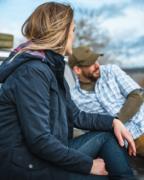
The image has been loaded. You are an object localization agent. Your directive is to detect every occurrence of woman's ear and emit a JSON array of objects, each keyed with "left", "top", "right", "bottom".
[{"left": 73, "top": 66, "right": 81, "bottom": 75}]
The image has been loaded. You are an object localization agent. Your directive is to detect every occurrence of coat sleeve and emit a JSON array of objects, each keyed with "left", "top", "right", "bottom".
[
  {"left": 69, "top": 100, "right": 114, "bottom": 131},
  {"left": 64, "top": 80, "right": 114, "bottom": 131},
  {"left": 14, "top": 65, "right": 93, "bottom": 174}
]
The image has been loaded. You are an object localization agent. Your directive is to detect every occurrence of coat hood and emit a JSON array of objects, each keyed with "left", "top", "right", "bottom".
[{"left": 0, "top": 42, "right": 46, "bottom": 83}]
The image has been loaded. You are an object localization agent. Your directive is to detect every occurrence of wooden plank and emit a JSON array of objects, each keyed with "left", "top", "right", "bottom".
[
  {"left": 0, "top": 40, "right": 13, "bottom": 48},
  {"left": 0, "top": 33, "right": 13, "bottom": 41}
]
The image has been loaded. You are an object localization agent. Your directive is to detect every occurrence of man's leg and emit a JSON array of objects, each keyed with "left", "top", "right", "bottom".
[
  {"left": 69, "top": 131, "right": 136, "bottom": 180},
  {"left": 135, "top": 134, "right": 144, "bottom": 157}
]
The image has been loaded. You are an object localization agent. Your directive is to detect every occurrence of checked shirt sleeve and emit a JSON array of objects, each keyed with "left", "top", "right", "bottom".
[{"left": 111, "top": 65, "right": 140, "bottom": 97}]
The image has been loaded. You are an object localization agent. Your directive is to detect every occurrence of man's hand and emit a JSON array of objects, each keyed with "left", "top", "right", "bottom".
[
  {"left": 113, "top": 119, "right": 136, "bottom": 156},
  {"left": 90, "top": 158, "right": 108, "bottom": 176}
]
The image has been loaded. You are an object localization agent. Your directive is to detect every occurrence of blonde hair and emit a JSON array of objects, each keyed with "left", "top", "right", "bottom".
[{"left": 21, "top": 2, "right": 73, "bottom": 54}]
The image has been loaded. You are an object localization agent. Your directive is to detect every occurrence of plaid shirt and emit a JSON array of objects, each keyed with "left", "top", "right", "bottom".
[{"left": 70, "top": 64, "right": 144, "bottom": 139}]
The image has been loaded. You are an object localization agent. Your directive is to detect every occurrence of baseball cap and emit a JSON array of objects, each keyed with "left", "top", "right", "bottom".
[{"left": 68, "top": 46, "right": 103, "bottom": 68}]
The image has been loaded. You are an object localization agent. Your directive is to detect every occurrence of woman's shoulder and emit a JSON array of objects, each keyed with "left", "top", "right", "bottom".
[{"left": 10, "top": 52, "right": 54, "bottom": 84}]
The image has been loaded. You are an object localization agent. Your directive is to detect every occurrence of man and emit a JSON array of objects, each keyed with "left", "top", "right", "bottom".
[{"left": 68, "top": 46, "right": 144, "bottom": 157}]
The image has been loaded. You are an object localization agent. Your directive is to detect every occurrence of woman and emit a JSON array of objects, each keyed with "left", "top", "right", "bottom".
[{"left": 0, "top": 2, "right": 136, "bottom": 180}]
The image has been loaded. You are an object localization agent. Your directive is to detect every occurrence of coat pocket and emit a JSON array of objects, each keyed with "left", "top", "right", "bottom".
[{"left": 11, "top": 148, "right": 49, "bottom": 170}]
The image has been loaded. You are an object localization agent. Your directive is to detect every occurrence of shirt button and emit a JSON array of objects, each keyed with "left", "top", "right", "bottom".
[{"left": 28, "top": 164, "right": 34, "bottom": 169}]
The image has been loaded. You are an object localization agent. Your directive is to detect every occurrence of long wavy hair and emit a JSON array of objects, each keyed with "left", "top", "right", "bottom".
[{"left": 21, "top": 2, "right": 73, "bottom": 54}]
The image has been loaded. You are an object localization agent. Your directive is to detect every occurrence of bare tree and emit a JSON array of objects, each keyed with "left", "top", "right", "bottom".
[
  {"left": 74, "top": 7, "right": 110, "bottom": 52},
  {"left": 73, "top": 7, "right": 121, "bottom": 65}
]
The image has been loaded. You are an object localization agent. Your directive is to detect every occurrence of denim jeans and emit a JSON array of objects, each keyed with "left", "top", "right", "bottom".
[{"left": 68, "top": 131, "right": 136, "bottom": 180}]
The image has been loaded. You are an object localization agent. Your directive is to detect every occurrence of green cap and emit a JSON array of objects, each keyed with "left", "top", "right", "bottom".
[{"left": 68, "top": 46, "right": 103, "bottom": 68}]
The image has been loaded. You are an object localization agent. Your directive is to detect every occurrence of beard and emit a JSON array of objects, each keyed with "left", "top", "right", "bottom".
[{"left": 82, "top": 70, "right": 100, "bottom": 82}]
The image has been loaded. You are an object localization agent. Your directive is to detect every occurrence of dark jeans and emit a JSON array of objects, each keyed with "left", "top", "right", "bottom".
[{"left": 68, "top": 131, "right": 136, "bottom": 180}]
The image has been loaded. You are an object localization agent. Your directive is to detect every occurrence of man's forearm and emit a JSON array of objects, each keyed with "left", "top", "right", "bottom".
[{"left": 118, "top": 89, "right": 144, "bottom": 123}]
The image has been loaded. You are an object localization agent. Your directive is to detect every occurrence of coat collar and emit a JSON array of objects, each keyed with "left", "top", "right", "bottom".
[
  {"left": 44, "top": 50, "right": 65, "bottom": 81},
  {"left": 44, "top": 50, "right": 66, "bottom": 93}
]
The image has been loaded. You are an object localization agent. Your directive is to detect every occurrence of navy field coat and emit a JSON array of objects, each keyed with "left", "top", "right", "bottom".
[{"left": 0, "top": 49, "right": 114, "bottom": 179}]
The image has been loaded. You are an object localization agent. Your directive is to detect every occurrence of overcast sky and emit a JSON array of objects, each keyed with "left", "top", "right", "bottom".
[{"left": 0, "top": 0, "right": 144, "bottom": 67}]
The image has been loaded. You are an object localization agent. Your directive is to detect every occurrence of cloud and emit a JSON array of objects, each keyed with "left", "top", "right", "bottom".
[
  {"left": 0, "top": 0, "right": 144, "bottom": 67},
  {"left": 101, "top": 7, "right": 144, "bottom": 41}
]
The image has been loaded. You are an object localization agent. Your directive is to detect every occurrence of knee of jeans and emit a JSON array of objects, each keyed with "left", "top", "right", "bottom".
[
  {"left": 105, "top": 133, "right": 121, "bottom": 147},
  {"left": 91, "top": 131, "right": 115, "bottom": 144},
  {"left": 100, "top": 132, "right": 117, "bottom": 144}
]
